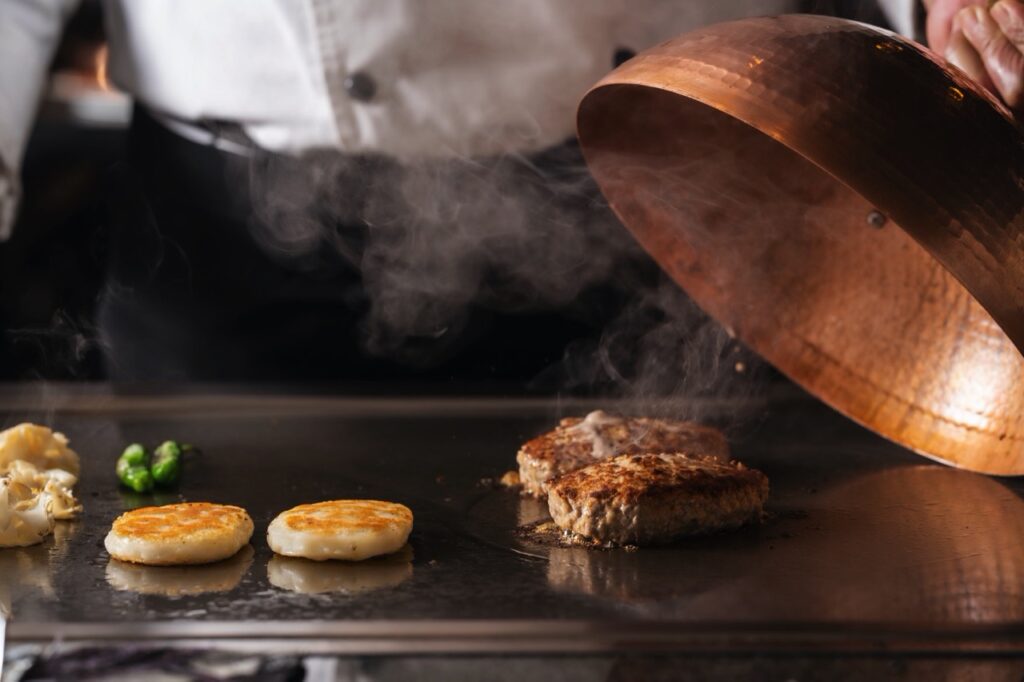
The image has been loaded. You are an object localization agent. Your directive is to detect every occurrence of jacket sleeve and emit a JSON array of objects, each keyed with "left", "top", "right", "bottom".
[
  {"left": 875, "top": 0, "right": 924, "bottom": 40},
  {"left": 0, "top": 0, "right": 80, "bottom": 240}
]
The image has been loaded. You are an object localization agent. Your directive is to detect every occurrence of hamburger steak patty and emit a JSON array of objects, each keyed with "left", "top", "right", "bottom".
[
  {"left": 517, "top": 411, "right": 729, "bottom": 497},
  {"left": 547, "top": 453, "right": 768, "bottom": 545}
]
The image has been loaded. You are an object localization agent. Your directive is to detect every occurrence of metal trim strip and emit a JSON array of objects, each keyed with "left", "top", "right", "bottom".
[{"left": 10, "top": 620, "right": 1024, "bottom": 656}]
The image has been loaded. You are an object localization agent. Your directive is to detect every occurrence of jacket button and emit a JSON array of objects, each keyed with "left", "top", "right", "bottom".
[
  {"left": 613, "top": 47, "right": 636, "bottom": 67},
  {"left": 344, "top": 72, "right": 377, "bottom": 102}
]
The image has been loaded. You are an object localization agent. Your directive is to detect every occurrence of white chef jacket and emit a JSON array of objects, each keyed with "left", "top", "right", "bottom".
[{"left": 0, "top": 0, "right": 917, "bottom": 240}]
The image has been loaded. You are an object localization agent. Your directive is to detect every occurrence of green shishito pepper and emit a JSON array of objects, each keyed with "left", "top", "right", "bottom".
[
  {"left": 121, "top": 465, "right": 154, "bottom": 493},
  {"left": 116, "top": 443, "right": 153, "bottom": 492},
  {"left": 151, "top": 440, "right": 182, "bottom": 487},
  {"left": 115, "top": 443, "right": 146, "bottom": 477},
  {"left": 116, "top": 440, "right": 187, "bottom": 492}
]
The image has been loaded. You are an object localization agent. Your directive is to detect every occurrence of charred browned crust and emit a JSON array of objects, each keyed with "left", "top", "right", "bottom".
[
  {"left": 516, "top": 415, "right": 729, "bottom": 497},
  {"left": 552, "top": 453, "right": 762, "bottom": 506},
  {"left": 547, "top": 453, "right": 768, "bottom": 545}
]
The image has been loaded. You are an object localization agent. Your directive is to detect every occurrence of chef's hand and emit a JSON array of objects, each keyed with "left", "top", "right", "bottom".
[{"left": 925, "top": 0, "right": 1024, "bottom": 115}]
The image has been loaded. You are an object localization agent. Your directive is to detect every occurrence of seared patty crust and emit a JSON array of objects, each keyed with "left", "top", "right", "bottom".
[
  {"left": 547, "top": 453, "right": 768, "bottom": 545},
  {"left": 516, "top": 411, "right": 729, "bottom": 497}
]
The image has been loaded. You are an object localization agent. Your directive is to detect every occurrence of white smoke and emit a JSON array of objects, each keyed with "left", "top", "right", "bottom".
[{"left": 247, "top": 141, "right": 764, "bottom": 405}]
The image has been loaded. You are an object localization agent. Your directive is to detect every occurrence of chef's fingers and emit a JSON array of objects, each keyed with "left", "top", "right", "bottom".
[
  {"left": 928, "top": 0, "right": 987, "bottom": 55},
  {"left": 960, "top": 2, "right": 1024, "bottom": 111},
  {"left": 988, "top": 0, "right": 1024, "bottom": 107},
  {"left": 946, "top": 10, "right": 998, "bottom": 93}
]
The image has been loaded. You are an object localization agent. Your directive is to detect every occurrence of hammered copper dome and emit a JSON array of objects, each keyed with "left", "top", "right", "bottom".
[{"left": 577, "top": 15, "right": 1024, "bottom": 474}]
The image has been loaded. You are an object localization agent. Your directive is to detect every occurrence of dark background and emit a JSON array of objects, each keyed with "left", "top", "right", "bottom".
[
  {"left": 0, "top": 0, "right": 886, "bottom": 385},
  {"left": 0, "top": 0, "right": 113, "bottom": 380}
]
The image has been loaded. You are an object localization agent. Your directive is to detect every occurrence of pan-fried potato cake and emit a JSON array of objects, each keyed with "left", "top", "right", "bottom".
[
  {"left": 517, "top": 411, "right": 729, "bottom": 497},
  {"left": 547, "top": 453, "right": 768, "bottom": 546},
  {"left": 267, "top": 500, "right": 413, "bottom": 561},
  {"left": 104, "top": 503, "right": 254, "bottom": 566}
]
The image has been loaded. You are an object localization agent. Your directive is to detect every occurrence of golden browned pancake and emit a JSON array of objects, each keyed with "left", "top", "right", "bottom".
[
  {"left": 547, "top": 453, "right": 768, "bottom": 545},
  {"left": 516, "top": 411, "right": 729, "bottom": 497},
  {"left": 104, "top": 502, "right": 254, "bottom": 565},
  {"left": 267, "top": 500, "right": 413, "bottom": 561}
]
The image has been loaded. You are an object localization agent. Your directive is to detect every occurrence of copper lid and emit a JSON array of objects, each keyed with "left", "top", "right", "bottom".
[{"left": 577, "top": 15, "right": 1024, "bottom": 474}]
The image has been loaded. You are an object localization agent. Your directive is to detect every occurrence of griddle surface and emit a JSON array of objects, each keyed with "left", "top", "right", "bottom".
[{"left": 3, "top": 385, "right": 1024, "bottom": 654}]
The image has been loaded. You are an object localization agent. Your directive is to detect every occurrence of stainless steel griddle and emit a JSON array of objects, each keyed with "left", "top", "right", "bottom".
[{"left": 3, "top": 383, "right": 1024, "bottom": 658}]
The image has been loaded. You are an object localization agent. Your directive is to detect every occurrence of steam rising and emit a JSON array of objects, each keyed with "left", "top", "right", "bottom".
[
  {"left": 6, "top": 134, "right": 764, "bottom": 412},
  {"left": 550, "top": 278, "right": 764, "bottom": 415},
  {"left": 5, "top": 310, "right": 103, "bottom": 381},
  {"left": 247, "top": 141, "right": 763, "bottom": 409},
  {"left": 249, "top": 144, "right": 637, "bottom": 360}
]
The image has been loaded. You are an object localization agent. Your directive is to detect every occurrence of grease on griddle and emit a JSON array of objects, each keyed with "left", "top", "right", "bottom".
[
  {"left": 515, "top": 519, "right": 638, "bottom": 551},
  {"left": 480, "top": 470, "right": 522, "bottom": 490}
]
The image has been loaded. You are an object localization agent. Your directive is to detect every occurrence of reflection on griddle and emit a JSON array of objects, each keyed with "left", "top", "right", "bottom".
[
  {"left": 545, "top": 535, "right": 748, "bottom": 602},
  {"left": 516, "top": 495, "right": 549, "bottom": 527},
  {"left": 674, "top": 465, "right": 1024, "bottom": 624},
  {"left": 51, "top": 519, "right": 79, "bottom": 546},
  {"left": 267, "top": 544, "right": 413, "bottom": 595},
  {"left": 796, "top": 466, "right": 1024, "bottom": 622},
  {"left": 547, "top": 546, "right": 642, "bottom": 600},
  {"left": 117, "top": 490, "right": 182, "bottom": 511},
  {"left": 539, "top": 465, "right": 1024, "bottom": 618},
  {"left": 520, "top": 496, "right": 744, "bottom": 601},
  {"left": 105, "top": 544, "right": 253, "bottom": 597},
  {"left": 0, "top": 520, "right": 78, "bottom": 613}
]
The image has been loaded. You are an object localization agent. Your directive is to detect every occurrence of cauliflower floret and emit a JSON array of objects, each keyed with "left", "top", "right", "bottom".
[
  {"left": 0, "top": 477, "right": 55, "bottom": 548},
  {"left": 0, "top": 424, "right": 80, "bottom": 478}
]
